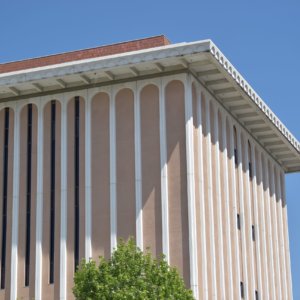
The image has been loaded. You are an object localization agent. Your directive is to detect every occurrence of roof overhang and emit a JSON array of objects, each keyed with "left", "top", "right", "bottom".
[{"left": 0, "top": 40, "right": 299, "bottom": 173}]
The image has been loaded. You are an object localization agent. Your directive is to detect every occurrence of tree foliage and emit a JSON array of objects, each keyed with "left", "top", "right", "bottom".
[{"left": 73, "top": 238, "right": 194, "bottom": 300}]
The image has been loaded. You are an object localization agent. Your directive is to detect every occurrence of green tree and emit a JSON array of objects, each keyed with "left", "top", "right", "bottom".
[{"left": 73, "top": 238, "right": 194, "bottom": 300}]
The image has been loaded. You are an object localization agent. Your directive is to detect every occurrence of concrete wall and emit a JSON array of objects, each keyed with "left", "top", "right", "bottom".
[{"left": 0, "top": 73, "right": 293, "bottom": 299}]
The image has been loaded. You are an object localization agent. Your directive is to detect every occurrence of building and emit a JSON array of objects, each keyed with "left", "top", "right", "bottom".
[{"left": 0, "top": 35, "right": 299, "bottom": 300}]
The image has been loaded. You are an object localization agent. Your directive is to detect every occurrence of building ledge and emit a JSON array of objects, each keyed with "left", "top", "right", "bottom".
[{"left": 0, "top": 37, "right": 299, "bottom": 172}]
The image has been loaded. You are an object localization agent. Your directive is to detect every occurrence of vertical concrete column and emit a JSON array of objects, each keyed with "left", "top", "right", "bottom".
[
  {"left": 184, "top": 75, "right": 198, "bottom": 298},
  {"left": 228, "top": 121, "right": 241, "bottom": 299},
  {"left": 35, "top": 99, "right": 44, "bottom": 300},
  {"left": 196, "top": 86, "right": 208, "bottom": 299},
  {"left": 60, "top": 97, "right": 67, "bottom": 300},
  {"left": 134, "top": 82, "right": 143, "bottom": 249},
  {"left": 250, "top": 143, "right": 263, "bottom": 298},
  {"left": 221, "top": 113, "right": 233, "bottom": 299},
  {"left": 242, "top": 136, "right": 255, "bottom": 299},
  {"left": 257, "top": 151, "right": 269, "bottom": 299},
  {"left": 275, "top": 167, "right": 288, "bottom": 299},
  {"left": 269, "top": 162, "right": 282, "bottom": 298},
  {"left": 110, "top": 87, "right": 117, "bottom": 252},
  {"left": 263, "top": 156, "right": 276, "bottom": 299},
  {"left": 213, "top": 105, "right": 225, "bottom": 299},
  {"left": 280, "top": 170, "right": 293, "bottom": 299},
  {"left": 236, "top": 128, "right": 249, "bottom": 299},
  {"left": 10, "top": 102, "right": 20, "bottom": 300},
  {"left": 204, "top": 96, "right": 217, "bottom": 299},
  {"left": 159, "top": 78, "right": 169, "bottom": 262},
  {"left": 85, "top": 90, "right": 92, "bottom": 260}
]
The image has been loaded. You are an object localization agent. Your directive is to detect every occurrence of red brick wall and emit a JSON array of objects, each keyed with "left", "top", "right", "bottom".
[{"left": 0, "top": 35, "right": 170, "bottom": 74}]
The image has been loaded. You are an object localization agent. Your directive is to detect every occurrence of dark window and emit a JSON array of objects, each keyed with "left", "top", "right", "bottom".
[
  {"left": 234, "top": 148, "right": 238, "bottom": 166},
  {"left": 233, "top": 126, "right": 238, "bottom": 166},
  {"left": 237, "top": 214, "right": 241, "bottom": 230},
  {"left": 252, "top": 225, "right": 255, "bottom": 242},
  {"left": 74, "top": 97, "right": 80, "bottom": 270},
  {"left": 255, "top": 290, "right": 259, "bottom": 300},
  {"left": 0, "top": 108, "right": 9, "bottom": 289},
  {"left": 240, "top": 281, "right": 244, "bottom": 299},
  {"left": 49, "top": 101, "right": 56, "bottom": 284},
  {"left": 25, "top": 104, "right": 33, "bottom": 287},
  {"left": 249, "top": 162, "right": 253, "bottom": 179},
  {"left": 248, "top": 141, "right": 253, "bottom": 179}
]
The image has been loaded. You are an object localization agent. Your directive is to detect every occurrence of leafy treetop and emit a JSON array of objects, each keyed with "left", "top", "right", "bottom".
[{"left": 73, "top": 238, "right": 194, "bottom": 300}]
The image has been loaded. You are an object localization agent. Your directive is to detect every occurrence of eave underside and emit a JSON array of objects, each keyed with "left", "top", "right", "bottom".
[{"left": 0, "top": 41, "right": 299, "bottom": 172}]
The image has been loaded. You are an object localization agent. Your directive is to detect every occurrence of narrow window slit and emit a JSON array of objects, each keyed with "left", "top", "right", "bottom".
[
  {"left": 249, "top": 162, "right": 253, "bottom": 179},
  {"left": 25, "top": 104, "right": 33, "bottom": 287},
  {"left": 234, "top": 148, "right": 238, "bottom": 166},
  {"left": 248, "top": 141, "right": 253, "bottom": 179},
  {"left": 0, "top": 108, "right": 9, "bottom": 289},
  {"left": 49, "top": 100, "right": 56, "bottom": 284},
  {"left": 233, "top": 126, "right": 238, "bottom": 166},
  {"left": 240, "top": 281, "right": 244, "bottom": 298},
  {"left": 237, "top": 213, "right": 241, "bottom": 230},
  {"left": 74, "top": 97, "right": 80, "bottom": 270},
  {"left": 252, "top": 225, "right": 255, "bottom": 241}
]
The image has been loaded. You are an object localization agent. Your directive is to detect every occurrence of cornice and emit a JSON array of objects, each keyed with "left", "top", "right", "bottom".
[
  {"left": 208, "top": 41, "right": 300, "bottom": 155},
  {"left": 0, "top": 39, "right": 299, "bottom": 168}
]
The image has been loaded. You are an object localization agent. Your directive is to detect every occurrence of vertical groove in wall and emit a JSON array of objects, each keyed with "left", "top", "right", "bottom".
[
  {"left": 91, "top": 93, "right": 110, "bottom": 260},
  {"left": 0, "top": 108, "right": 9, "bottom": 290},
  {"left": 165, "top": 80, "right": 189, "bottom": 286},
  {"left": 140, "top": 84, "right": 162, "bottom": 257},
  {"left": 115, "top": 89, "right": 136, "bottom": 241}
]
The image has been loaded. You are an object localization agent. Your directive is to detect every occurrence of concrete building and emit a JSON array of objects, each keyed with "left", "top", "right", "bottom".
[{"left": 0, "top": 35, "right": 298, "bottom": 299}]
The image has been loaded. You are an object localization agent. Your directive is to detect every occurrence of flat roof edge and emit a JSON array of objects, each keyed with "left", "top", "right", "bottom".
[
  {"left": 206, "top": 40, "right": 300, "bottom": 157},
  {"left": 0, "top": 38, "right": 298, "bottom": 167}
]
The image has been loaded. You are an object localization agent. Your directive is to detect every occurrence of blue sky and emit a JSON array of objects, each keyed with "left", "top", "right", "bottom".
[{"left": 1, "top": 0, "right": 299, "bottom": 297}]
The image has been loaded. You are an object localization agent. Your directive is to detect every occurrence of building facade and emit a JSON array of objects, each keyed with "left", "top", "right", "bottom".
[{"left": 0, "top": 36, "right": 299, "bottom": 299}]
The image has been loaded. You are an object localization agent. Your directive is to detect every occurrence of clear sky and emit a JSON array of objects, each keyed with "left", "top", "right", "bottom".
[{"left": 1, "top": 0, "right": 299, "bottom": 297}]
